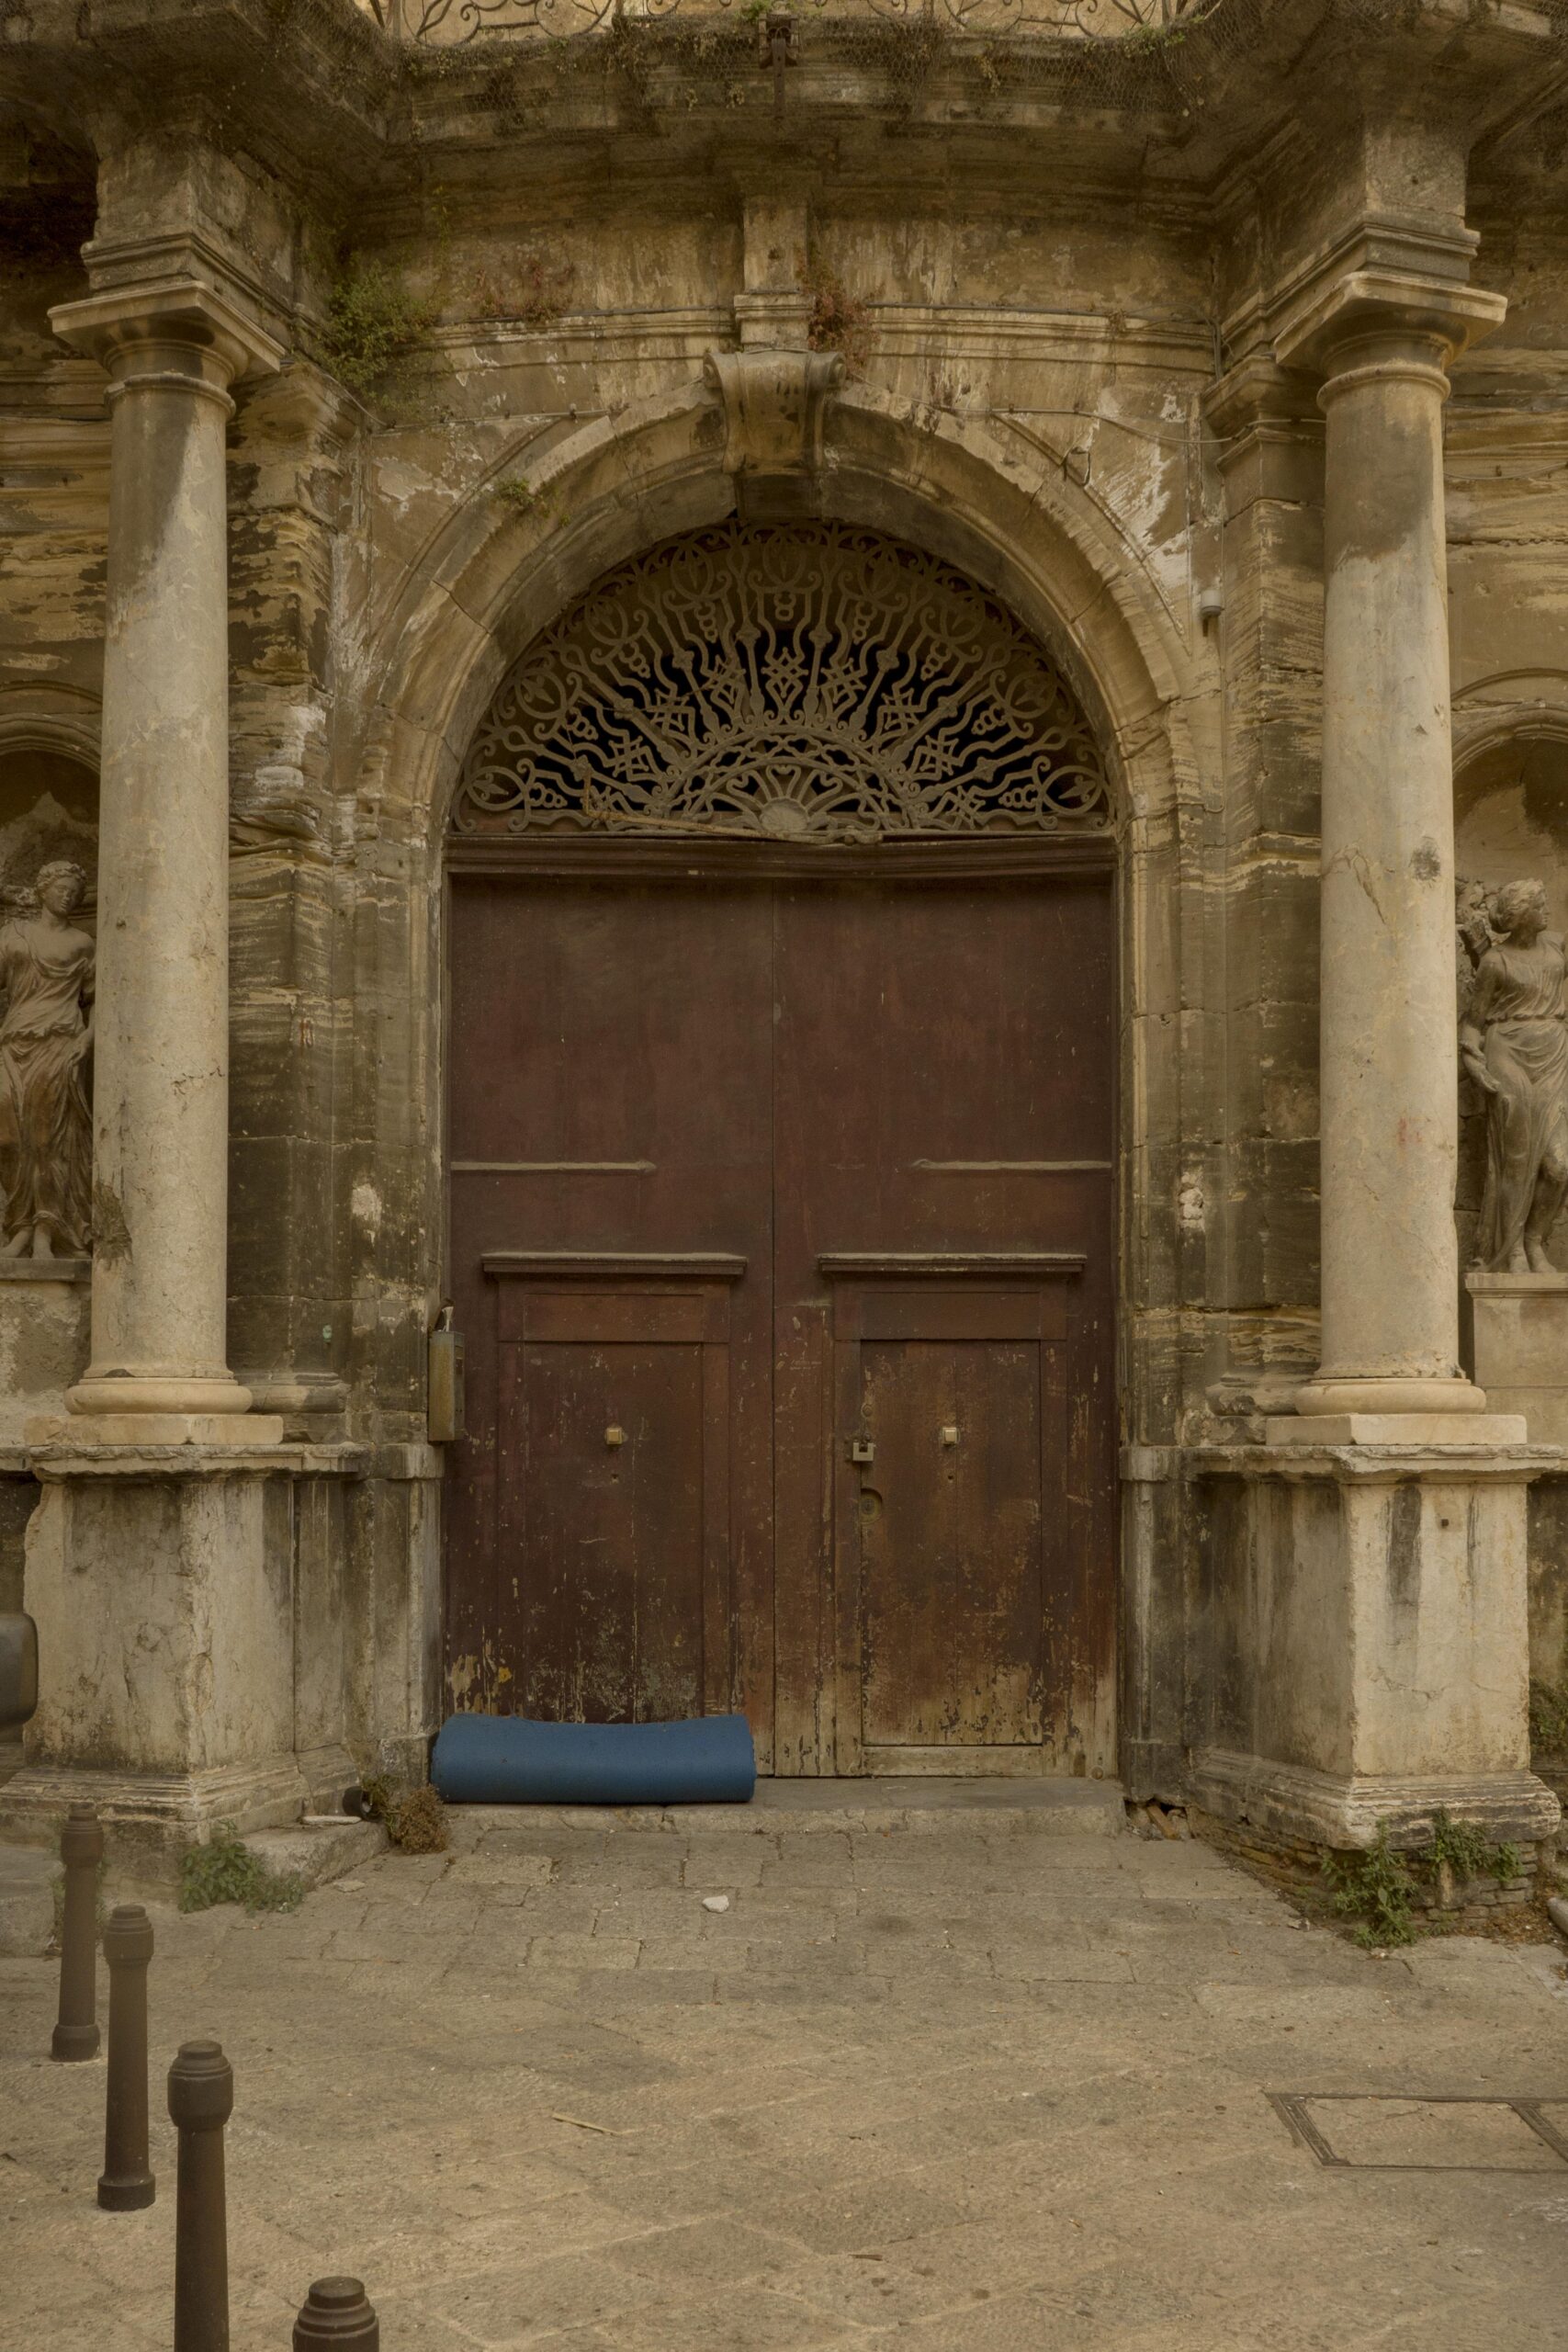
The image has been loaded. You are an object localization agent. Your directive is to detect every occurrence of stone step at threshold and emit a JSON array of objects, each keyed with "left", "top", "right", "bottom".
[{"left": 447, "top": 1776, "right": 1128, "bottom": 1844}]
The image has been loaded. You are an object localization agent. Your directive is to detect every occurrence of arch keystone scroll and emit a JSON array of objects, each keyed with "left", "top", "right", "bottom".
[{"left": 703, "top": 347, "right": 845, "bottom": 480}]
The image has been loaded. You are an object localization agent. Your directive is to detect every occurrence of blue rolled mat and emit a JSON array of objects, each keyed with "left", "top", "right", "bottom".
[{"left": 432, "top": 1711, "right": 757, "bottom": 1806}]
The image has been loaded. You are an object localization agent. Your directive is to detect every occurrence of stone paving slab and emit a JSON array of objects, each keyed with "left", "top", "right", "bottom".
[{"left": 4, "top": 1808, "right": 1568, "bottom": 2348}]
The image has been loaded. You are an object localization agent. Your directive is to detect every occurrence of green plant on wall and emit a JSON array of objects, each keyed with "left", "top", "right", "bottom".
[
  {"left": 1427, "top": 1808, "right": 1519, "bottom": 1887},
  {"left": 797, "top": 248, "right": 873, "bottom": 377},
  {"left": 1323, "top": 1826, "right": 1417, "bottom": 1948},
  {"left": 1323, "top": 1811, "right": 1522, "bottom": 1948},
  {"left": 493, "top": 475, "right": 555, "bottom": 520},
  {"left": 321, "top": 262, "right": 432, "bottom": 399},
  {"left": 464, "top": 254, "right": 577, "bottom": 332},
  {"left": 1530, "top": 1677, "right": 1568, "bottom": 1755}
]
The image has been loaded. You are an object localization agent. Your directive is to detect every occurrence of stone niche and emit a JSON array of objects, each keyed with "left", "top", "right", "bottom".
[
  {"left": 1455, "top": 726, "right": 1568, "bottom": 1702},
  {"left": 0, "top": 745, "right": 97, "bottom": 1445}
]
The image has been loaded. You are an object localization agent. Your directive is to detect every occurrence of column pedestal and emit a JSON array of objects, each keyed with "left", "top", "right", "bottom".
[
  {"left": 1, "top": 1448, "right": 310, "bottom": 1870},
  {"left": 1463, "top": 1273, "right": 1568, "bottom": 1447},
  {"left": 1191, "top": 1433, "right": 1561, "bottom": 1849}
]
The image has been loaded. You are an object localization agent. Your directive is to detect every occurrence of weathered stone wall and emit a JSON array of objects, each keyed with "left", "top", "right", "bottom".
[{"left": 1, "top": 0, "right": 1566, "bottom": 1819}]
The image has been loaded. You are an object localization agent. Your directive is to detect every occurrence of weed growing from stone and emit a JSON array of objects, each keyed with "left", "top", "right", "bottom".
[
  {"left": 1530, "top": 1677, "right": 1568, "bottom": 1756},
  {"left": 493, "top": 475, "right": 555, "bottom": 520},
  {"left": 1427, "top": 1807, "right": 1519, "bottom": 1888},
  {"left": 1324, "top": 1826, "right": 1417, "bottom": 1948},
  {"left": 1324, "top": 1813, "right": 1524, "bottom": 1947},
  {"left": 464, "top": 254, "right": 576, "bottom": 330},
  {"left": 321, "top": 264, "right": 432, "bottom": 399},
  {"left": 178, "top": 1828, "right": 304, "bottom": 1916},
  {"left": 799, "top": 249, "right": 872, "bottom": 376}
]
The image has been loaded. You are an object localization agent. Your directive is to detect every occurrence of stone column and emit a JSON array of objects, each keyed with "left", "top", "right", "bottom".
[
  {"left": 48, "top": 281, "right": 284, "bottom": 1441},
  {"left": 1273, "top": 272, "right": 1506, "bottom": 1426},
  {"left": 1190, "top": 264, "right": 1560, "bottom": 1860}
]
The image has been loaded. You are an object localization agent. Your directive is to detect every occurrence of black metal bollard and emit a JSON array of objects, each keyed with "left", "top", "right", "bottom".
[
  {"left": 98, "top": 1905, "right": 155, "bottom": 2210},
  {"left": 293, "top": 2278, "right": 380, "bottom": 2348},
  {"left": 51, "top": 1801, "right": 102, "bottom": 2062},
  {"left": 169, "top": 2040, "right": 233, "bottom": 2352}
]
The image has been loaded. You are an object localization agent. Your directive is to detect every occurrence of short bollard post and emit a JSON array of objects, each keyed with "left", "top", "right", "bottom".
[
  {"left": 294, "top": 2278, "right": 380, "bottom": 2348},
  {"left": 98, "top": 1905, "right": 155, "bottom": 2210},
  {"left": 169, "top": 2039, "right": 233, "bottom": 2352},
  {"left": 51, "top": 1801, "right": 103, "bottom": 2062}
]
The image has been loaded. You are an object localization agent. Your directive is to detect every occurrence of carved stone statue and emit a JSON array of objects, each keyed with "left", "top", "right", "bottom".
[
  {"left": 0, "top": 860, "right": 94, "bottom": 1260},
  {"left": 1460, "top": 876, "right": 1568, "bottom": 1273}
]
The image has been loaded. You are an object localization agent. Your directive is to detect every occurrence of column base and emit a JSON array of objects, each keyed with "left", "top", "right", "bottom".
[
  {"left": 67, "top": 1374, "right": 255, "bottom": 1418},
  {"left": 1293, "top": 1376, "right": 1488, "bottom": 1418},
  {"left": 1265, "top": 1412, "right": 1528, "bottom": 1447},
  {"left": 1190, "top": 1749, "right": 1561, "bottom": 1851},
  {"left": 0, "top": 1755, "right": 309, "bottom": 1853},
  {"left": 27, "top": 1411, "right": 286, "bottom": 1447}
]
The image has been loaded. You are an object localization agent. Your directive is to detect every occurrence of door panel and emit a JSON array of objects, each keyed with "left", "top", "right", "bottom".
[
  {"left": 774, "top": 880, "right": 1117, "bottom": 1776},
  {"left": 505, "top": 1340, "right": 706, "bottom": 1724},
  {"left": 858, "top": 1337, "right": 1045, "bottom": 1749},
  {"left": 446, "top": 879, "right": 774, "bottom": 1752}
]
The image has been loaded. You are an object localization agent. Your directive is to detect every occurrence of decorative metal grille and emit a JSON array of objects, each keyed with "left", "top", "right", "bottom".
[
  {"left": 379, "top": 0, "right": 1202, "bottom": 47},
  {"left": 451, "top": 524, "right": 1111, "bottom": 843}
]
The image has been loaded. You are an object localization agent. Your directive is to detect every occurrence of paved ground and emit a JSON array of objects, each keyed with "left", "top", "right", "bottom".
[{"left": 6, "top": 1792, "right": 1568, "bottom": 2351}]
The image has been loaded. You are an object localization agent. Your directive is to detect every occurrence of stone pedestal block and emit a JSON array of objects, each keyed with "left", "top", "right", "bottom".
[
  {"left": 1192, "top": 1438, "right": 1562, "bottom": 1849},
  {"left": 1, "top": 1453, "right": 308, "bottom": 1861},
  {"left": 1462, "top": 1273, "right": 1568, "bottom": 1446},
  {"left": 0, "top": 1264, "right": 91, "bottom": 1446}
]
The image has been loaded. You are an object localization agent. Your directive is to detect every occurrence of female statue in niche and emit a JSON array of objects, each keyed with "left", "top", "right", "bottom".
[
  {"left": 0, "top": 859, "right": 95, "bottom": 1260},
  {"left": 1460, "top": 876, "right": 1568, "bottom": 1273}
]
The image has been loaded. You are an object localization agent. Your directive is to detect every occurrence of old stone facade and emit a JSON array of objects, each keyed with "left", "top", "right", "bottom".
[{"left": 2, "top": 0, "right": 1567, "bottom": 1861}]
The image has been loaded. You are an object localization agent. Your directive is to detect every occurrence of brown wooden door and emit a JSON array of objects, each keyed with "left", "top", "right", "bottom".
[
  {"left": 445, "top": 878, "right": 775, "bottom": 1753},
  {"left": 772, "top": 880, "right": 1117, "bottom": 1775},
  {"left": 446, "top": 864, "right": 1116, "bottom": 1777}
]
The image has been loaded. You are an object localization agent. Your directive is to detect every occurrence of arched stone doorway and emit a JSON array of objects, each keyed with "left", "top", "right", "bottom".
[{"left": 443, "top": 522, "right": 1118, "bottom": 1776}]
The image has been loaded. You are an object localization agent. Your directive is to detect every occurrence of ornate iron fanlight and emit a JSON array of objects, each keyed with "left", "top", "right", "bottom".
[{"left": 451, "top": 522, "right": 1111, "bottom": 843}]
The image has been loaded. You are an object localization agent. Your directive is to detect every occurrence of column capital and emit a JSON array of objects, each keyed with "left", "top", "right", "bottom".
[
  {"left": 1275, "top": 263, "right": 1506, "bottom": 384},
  {"left": 51, "top": 275, "right": 284, "bottom": 397}
]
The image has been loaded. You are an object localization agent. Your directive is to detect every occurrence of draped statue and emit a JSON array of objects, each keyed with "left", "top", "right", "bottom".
[
  {"left": 0, "top": 860, "right": 95, "bottom": 1260},
  {"left": 1460, "top": 876, "right": 1568, "bottom": 1274}
]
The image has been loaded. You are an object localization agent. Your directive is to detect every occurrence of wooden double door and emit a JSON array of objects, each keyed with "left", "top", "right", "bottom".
[{"left": 446, "top": 858, "right": 1117, "bottom": 1776}]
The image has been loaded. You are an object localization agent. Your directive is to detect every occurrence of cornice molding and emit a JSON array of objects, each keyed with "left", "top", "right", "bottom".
[
  {"left": 50, "top": 274, "right": 285, "bottom": 388},
  {"left": 1275, "top": 264, "right": 1506, "bottom": 379}
]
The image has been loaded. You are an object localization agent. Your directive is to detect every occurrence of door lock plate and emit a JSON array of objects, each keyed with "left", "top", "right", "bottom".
[{"left": 849, "top": 1438, "right": 875, "bottom": 1464}]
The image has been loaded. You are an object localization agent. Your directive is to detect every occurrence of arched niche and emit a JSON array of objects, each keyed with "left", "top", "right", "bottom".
[{"left": 0, "top": 744, "right": 99, "bottom": 913}]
